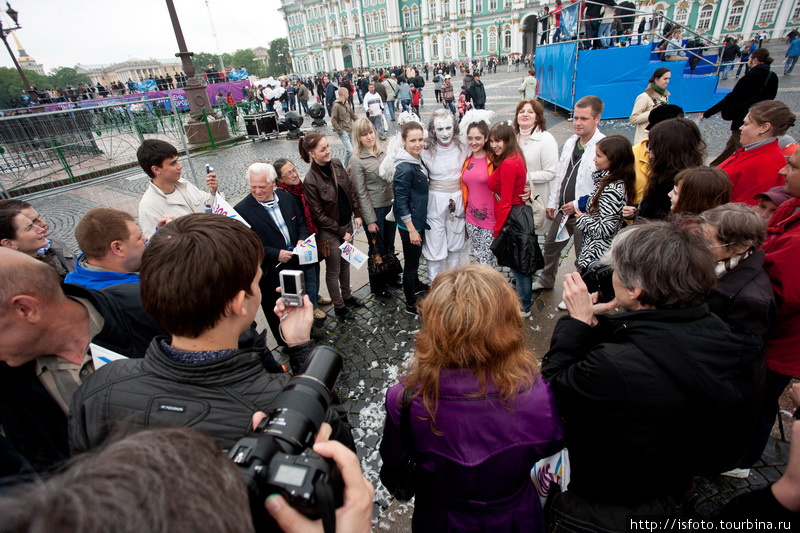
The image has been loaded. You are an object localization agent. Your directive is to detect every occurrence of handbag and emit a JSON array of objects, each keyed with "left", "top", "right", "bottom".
[
  {"left": 531, "top": 194, "right": 546, "bottom": 231},
  {"left": 318, "top": 238, "right": 330, "bottom": 259},
  {"left": 367, "top": 231, "right": 403, "bottom": 278},
  {"left": 379, "top": 388, "right": 418, "bottom": 501}
]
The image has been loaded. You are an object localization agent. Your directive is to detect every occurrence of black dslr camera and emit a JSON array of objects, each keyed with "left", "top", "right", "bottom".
[
  {"left": 229, "top": 346, "right": 345, "bottom": 532},
  {"left": 581, "top": 261, "right": 615, "bottom": 303}
]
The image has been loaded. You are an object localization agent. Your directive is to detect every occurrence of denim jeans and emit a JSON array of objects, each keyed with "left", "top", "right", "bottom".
[
  {"left": 386, "top": 101, "right": 396, "bottom": 120},
  {"left": 401, "top": 99, "right": 411, "bottom": 113},
  {"left": 339, "top": 131, "right": 354, "bottom": 169},
  {"left": 444, "top": 100, "right": 456, "bottom": 115},
  {"left": 511, "top": 268, "right": 533, "bottom": 313},
  {"left": 299, "top": 99, "right": 309, "bottom": 114},
  {"left": 721, "top": 61, "right": 735, "bottom": 79},
  {"left": 786, "top": 55, "right": 799, "bottom": 73},
  {"left": 599, "top": 23, "right": 612, "bottom": 47}
]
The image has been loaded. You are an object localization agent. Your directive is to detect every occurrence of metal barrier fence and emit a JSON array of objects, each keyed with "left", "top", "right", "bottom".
[{"left": 0, "top": 97, "right": 255, "bottom": 198}]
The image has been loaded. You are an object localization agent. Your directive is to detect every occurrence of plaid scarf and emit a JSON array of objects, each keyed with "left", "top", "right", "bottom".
[{"left": 278, "top": 181, "right": 317, "bottom": 235}]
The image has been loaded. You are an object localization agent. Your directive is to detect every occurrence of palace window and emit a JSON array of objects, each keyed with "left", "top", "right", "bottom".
[
  {"left": 474, "top": 0, "right": 482, "bottom": 13},
  {"left": 444, "top": 35, "right": 452, "bottom": 57},
  {"left": 489, "top": 0, "right": 497, "bottom": 11},
  {"left": 432, "top": 36, "right": 439, "bottom": 57},
  {"left": 697, "top": 4, "right": 713, "bottom": 31},
  {"left": 757, "top": 0, "right": 778, "bottom": 25},
  {"left": 674, "top": 7, "right": 688, "bottom": 25},
  {"left": 475, "top": 31, "right": 483, "bottom": 53},
  {"left": 503, "top": 27, "right": 511, "bottom": 49},
  {"left": 368, "top": 46, "right": 376, "bottom": 63},
  {"left": 726, "top": 1, "right": 744, "bottom": 27},
  {"left": 459, "top": 0, "right": 466, "bottom": 15},
  {"left": 460, "top": 34, "right": 467, "bottom": 55},
  {"left": 412, "top": 6, "right": 420, "bottom": 26},
  {"left": 488, "top": 28, "right": 497, "bottom": 51},
  {"left": 403, "top": 7, "right": 411, "bottom": 28}
]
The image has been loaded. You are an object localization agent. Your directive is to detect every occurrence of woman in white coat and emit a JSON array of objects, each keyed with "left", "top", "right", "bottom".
[
  {"left": 629, "top": 67, "right": 671, "bottom": 144},
  {"left": 513, "top": 99, "right": 558, "bottom": 206}
]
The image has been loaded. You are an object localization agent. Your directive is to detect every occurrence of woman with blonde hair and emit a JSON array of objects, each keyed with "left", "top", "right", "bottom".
[
  {"left": 350, "top": 117, "right": 397, "bottom": 297},
  {"left": 380, "top": 264, "right": 563, "bottom": 532}
]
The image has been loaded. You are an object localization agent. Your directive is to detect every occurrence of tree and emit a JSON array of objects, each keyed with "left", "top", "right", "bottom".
[
  {"left": 222, "top": 49, "right": 267, "bottom": 77},
  {"left": 267, "top": 38, "right": 291, "bottom": 77},
  {"left": 48, "top": 67, "right": 91, "bottom": 89},
  {"left": 0, "top": 67, "right": 50, "bottom": 108},
  {"left": 191, "top": 52, "right": 222, "bottom": 74}
]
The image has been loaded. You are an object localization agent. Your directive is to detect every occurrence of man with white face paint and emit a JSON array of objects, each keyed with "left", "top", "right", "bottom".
[{"left": 420, "top": 109, "right": 471, "bottom": 280}]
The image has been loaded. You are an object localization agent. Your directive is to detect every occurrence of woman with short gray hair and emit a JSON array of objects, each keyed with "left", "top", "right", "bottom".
[{"left": 542, "top": 221, "right": 765, "bottom": 529}]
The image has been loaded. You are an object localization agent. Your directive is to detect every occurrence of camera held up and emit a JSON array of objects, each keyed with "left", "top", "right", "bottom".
[
  {"left": 229, "top": 346, "right": 345, "bottom": 533},
  {"left": 581, "top": 261, "right": 616, "bottom": 303}
]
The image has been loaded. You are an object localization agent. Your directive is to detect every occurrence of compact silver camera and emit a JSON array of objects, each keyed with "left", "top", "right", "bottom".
[{"left": 280, "top": 270, "right": 306, "bottom": 307}]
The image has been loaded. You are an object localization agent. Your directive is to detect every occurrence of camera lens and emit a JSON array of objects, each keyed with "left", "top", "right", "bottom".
[{"left": 260, "top": 346, "right": 343, "bottom": 453}]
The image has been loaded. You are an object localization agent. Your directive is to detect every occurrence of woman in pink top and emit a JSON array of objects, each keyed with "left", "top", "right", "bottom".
[
  {"left": 488, "top": 123, "right": 532, "bottom": 316},
  {"left": 461, "top": 120, "right": 496, "bottom": 265}
]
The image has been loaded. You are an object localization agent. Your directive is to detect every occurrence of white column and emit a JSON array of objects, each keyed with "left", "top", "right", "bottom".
[
  {"left": 467, "top": 27, "right": 473, "bottom": 57},
  {"left": 423, "top": 32, "right": 432, "bottom": 62},
  {"left": 303, "top": 11, "right": 312, "bottom": 43},
  {"left": 511, "top": 15, "right": 521, "bottom": 53},
  {"left": 332, "top": 46, "right": 345, "bottom": 70},
  {"left": 451, "top": 28, "right": 459, "bottom": 59},
  {"left": 772, "top": 0, "right": 794, "bottom": 40},
  {"left": 422, "top": 0, "right": 430, "bottom": 24},
  {"left": 711, "top": 0, "right": 731, "bottom": 40}
]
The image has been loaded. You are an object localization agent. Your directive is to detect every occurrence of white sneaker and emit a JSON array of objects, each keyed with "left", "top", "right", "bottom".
[
  {"left": 557, "top": 301, "right": 567, "bottom": 310},
  {"left": 520, "top": 310, "right": 531, "bottom": 318},
  {"left": 721, "top": 468, "right": 750, "bottom": 478},
  {"left": 532, "top": 280, "right": 552, "bottom": 291}
]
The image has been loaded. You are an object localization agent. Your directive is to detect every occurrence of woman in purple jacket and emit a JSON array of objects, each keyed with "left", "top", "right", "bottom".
[{"left": 379, "top": 263, "right": 563, "bottom": 532}]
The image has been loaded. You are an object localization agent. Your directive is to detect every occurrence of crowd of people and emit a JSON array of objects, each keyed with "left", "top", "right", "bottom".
[{"left": 1, "top": 38, "right": 800, "bottom": 533}]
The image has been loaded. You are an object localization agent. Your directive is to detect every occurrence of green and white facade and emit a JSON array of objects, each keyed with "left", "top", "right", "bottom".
[
  {"left": 279, "top": 0, "right": 800, "bottom": 74},
  {"left": 646, "top": 0, "right": 800, "bottom": 41},
  {"left": 279, "top": 0, "right": 546, "bottom": 74}
]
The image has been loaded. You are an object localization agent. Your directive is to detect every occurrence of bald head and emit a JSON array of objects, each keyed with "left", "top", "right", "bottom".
[{"left": 0, "top": 248, "right": 66, "bottom": 366}]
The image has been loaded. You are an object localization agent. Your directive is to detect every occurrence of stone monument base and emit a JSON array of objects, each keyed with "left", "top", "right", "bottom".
[{"left": 184, "top": 117, "right": 230, "bottom": 145}]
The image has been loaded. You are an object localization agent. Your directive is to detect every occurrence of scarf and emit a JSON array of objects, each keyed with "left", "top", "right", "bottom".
[
  {"left": 714, "top": 250, "right": 752, "bottom": 278},
  {"left": 518, "top": 126, "right": 534, "bottom": 143},
  {"left": 278, "top": 181, "right": 318, "bottom": 235},
  {"left": 648, "top": 83, "right": 668, "bottom": 98}
]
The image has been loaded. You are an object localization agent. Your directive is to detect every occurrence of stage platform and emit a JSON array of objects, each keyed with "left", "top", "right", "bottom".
[{"left": 535, "top": 42, "right": 729, "bottom": 119}]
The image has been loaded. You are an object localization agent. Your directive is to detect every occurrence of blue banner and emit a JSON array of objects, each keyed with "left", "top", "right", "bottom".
[
  {"left": 535, "top": 41, "right": 577, "bottom": 111},
  {"left": 226, "top": 69, "right": 249, "bottom": 81},
  {"left": 560, "top": 2, "right": 579, "bottom": 40},
  {"left": 132, "top": 80, "right": 158, "bottom": 92}
]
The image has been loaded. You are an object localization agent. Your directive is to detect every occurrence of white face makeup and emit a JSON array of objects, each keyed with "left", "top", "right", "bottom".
[{"left": 434, "top": 116, "right": 455, "bottom": 145}]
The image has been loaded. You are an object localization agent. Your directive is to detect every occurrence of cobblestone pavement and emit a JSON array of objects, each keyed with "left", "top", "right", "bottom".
[{"left": 22, "top": 43, "right": 800, "bottom": 529}]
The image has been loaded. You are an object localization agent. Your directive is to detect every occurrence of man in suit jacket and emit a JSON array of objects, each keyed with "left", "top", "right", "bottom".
[{"left": 235, "top": 163, "right": 309, "bottom": 347}]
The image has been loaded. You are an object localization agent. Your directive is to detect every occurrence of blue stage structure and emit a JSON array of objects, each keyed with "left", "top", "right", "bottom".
[
  {"left": 534, "top": 1, "right": 730, "bottom": 119},
  {"left": 536, "top": 42, "right": 729, "bottom": 119}
]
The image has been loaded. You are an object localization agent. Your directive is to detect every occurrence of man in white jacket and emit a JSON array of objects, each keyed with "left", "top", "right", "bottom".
[
  {"left": 533, "top": 96, "right": 605, "bottom": 294},
  {"left": 137, "top": 140, "right": 219, "bottom": 238}
]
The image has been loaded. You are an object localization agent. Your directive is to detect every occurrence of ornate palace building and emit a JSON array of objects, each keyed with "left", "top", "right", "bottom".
[{"left": 279, "top": 0, "right": 800, "bottom": 74}]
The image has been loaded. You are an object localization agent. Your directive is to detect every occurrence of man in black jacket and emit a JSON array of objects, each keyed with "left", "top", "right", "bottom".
[
  {"left": 468, "top": 73, "right": 486, "bottom": 109},
  {"left": 0, "top": 248, "right": 166, "bottom": 473},
  {"left": 235, "top": 163, "right": 311, "bottom": 348},
  {"left": 69, "top": 214, "right": 353, "bottom": 456},
  {"left": 703, "top": 47, "right": 779, "bottom": 165},
  {"left": 542, "top": 222, "right": 765, "bottom": 530}
]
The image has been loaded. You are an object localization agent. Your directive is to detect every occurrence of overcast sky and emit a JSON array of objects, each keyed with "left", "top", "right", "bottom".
[{"left": 0, "top": 0, "right": 287, "bottom": 72}]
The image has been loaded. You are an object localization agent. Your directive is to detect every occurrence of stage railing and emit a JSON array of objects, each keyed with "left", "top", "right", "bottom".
[{"left": 537, "top": 1, "right": 723, "bottom": 73}]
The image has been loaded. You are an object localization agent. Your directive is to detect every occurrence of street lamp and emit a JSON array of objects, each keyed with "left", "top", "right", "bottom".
[{"left": 0, "top": 3, "right": 39, "bottom": 105}]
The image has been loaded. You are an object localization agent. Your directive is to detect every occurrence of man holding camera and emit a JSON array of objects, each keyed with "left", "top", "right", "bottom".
[{"left": 69, "top": 214, "right": 352, "bottom": 455}]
